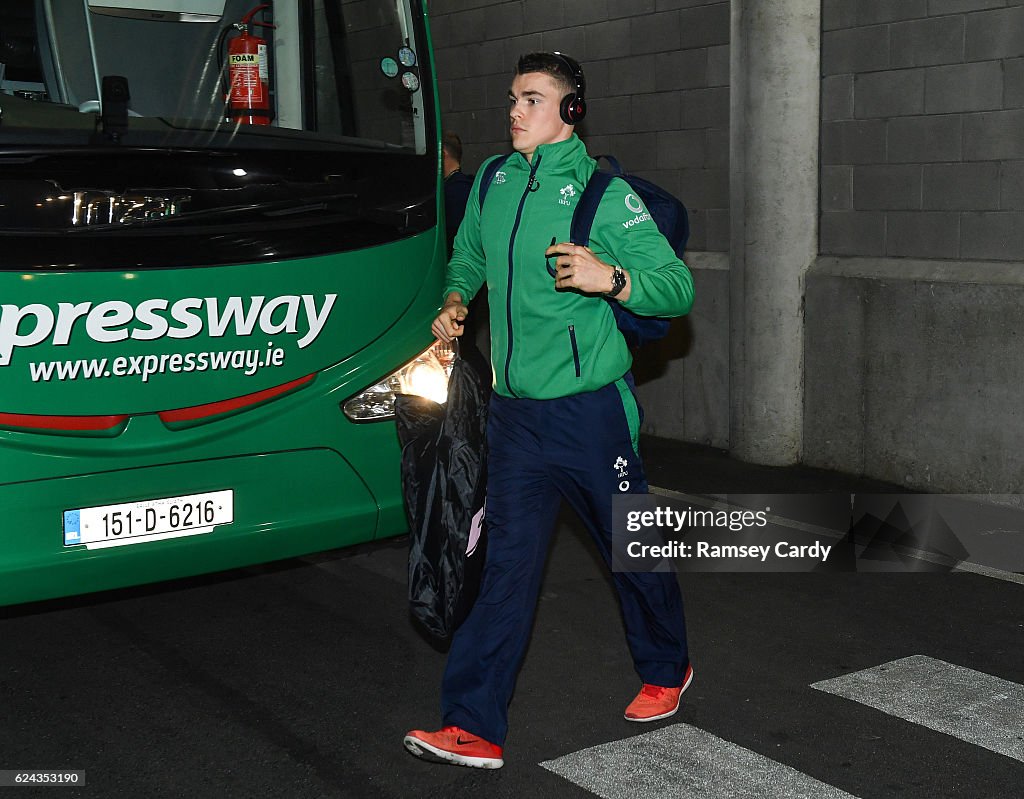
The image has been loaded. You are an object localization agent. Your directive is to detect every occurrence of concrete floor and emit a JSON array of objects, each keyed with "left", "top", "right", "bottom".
[{"left": 1, "top": 437, "right": 1020, "bottom": 798}]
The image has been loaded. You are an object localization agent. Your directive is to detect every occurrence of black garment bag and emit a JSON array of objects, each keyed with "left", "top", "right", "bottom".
[{"left": 395, "top": 338, "right": 490, "bottom": 641}]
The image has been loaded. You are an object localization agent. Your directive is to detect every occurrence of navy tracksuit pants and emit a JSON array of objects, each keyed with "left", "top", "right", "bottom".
[{"left": 440, "top": 375, "right": 689, "bottom": 746}]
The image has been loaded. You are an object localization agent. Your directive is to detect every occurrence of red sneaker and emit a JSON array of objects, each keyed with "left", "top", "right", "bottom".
[
  {"left": 623, "top": 664, "right": 694, "bottom": 722},
  {"left": 403, "top": 725, "right": 504, "bottom": 769}
]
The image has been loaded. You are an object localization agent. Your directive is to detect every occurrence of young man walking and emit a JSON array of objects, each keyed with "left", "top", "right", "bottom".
[{"left": 404, "top": 52, "right": 695, "bottom": 770}]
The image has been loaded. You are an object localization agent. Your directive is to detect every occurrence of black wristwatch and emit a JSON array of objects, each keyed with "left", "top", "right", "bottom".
[{"left": 606, "top": 265, "right": 626, "bottom": 298}]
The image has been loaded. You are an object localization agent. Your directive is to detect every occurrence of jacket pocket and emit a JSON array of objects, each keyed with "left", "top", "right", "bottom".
[{"left": 567, "top": 321, "right": 581, "bottom": 379}]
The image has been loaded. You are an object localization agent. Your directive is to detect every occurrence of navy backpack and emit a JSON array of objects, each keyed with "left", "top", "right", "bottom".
[{"left": 478, "top": 153, "right": 689, "bottom": 349}]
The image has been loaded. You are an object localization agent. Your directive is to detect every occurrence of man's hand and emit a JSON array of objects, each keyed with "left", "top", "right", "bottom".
[
  {"left": 432, "top": 293, "right": 468, "bottom": 341},
  {"left": 545, "top": 242, "right": 630, "bottom": 300}
]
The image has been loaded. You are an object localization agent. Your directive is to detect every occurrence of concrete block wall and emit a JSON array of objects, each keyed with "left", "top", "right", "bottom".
[
  {"left": 805, "top": 259, "right": 1024, "bottom": 491},
  {"left": 807, "top": 1, "right": 1024, "bottom": 491},
  {"left": 428, "top": 0, "right": 731, "bottom": 251},
  {"left": 821, "top": 1, "right": 1024, "bottom": 261}
]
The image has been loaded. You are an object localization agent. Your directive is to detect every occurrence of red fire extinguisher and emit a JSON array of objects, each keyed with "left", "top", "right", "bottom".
[{"left": 226, "top": 4, "right": 276, "bottom": 125}]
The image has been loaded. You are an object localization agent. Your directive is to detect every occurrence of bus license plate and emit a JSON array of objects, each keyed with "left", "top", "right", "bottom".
[{"left": 63, "top": 489, "right": 234, "bottom": 549}]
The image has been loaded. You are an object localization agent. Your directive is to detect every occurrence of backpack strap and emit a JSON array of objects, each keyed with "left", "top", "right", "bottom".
[
  {"left": 569, "top": 169, "right": 614, "bottom": 247},
  {"left": 477, "top": 153, "right": 513, "bottom": 211},
  {"left": 593, "top": 154, "right": 624, "bottom": 176}
]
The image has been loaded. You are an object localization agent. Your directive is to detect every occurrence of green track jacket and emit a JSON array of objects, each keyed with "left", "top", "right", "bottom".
[{"left": 444, "top": 134, "right": 694, "bottom": 400}]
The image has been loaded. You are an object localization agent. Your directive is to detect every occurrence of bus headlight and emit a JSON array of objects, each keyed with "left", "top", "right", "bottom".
[{"left": 342, "top": 340, "right": 456, "bottom": 421}]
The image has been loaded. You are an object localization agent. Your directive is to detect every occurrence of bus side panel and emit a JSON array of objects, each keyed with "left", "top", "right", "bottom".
[{"left": 1, "top": 448, "right": 376, "bottom": 606}]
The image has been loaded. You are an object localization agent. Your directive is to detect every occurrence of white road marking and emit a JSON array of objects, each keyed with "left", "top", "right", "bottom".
[
  {"left": 540, "top": 723, "right": 861, "bottom": 799},
  {"left": 811, "top": 655, "right": 1024, "bottom": 763},
  {"left": 951, "top": 560, "right": 1024, "bottom": 586}
]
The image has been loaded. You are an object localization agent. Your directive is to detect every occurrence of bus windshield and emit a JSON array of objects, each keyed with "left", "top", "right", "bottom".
[{"left": 0, "top": 0, "right": 436, "bottom": 268}]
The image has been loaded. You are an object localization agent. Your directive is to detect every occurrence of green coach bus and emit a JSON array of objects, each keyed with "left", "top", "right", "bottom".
[{"left": 0, "top": 0, "right": 449, "bottom": 605}]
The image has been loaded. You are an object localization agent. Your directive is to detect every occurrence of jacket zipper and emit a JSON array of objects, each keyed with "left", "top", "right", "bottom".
[
  {"left": 503, "top": 153, "right": 542, "bottom": 397},
  {"left": 568, "top": 324, "right": 581, "bottom": 378}
]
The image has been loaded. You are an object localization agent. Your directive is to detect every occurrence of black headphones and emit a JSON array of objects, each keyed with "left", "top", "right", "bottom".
[{"left": 552, "top": 52, "right": 587, "bottom": 125}]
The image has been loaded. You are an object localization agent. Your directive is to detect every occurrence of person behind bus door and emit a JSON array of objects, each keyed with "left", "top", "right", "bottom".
[
  {"left": 404, "top": 52, "right": 695, "bottom": 770},
  {"left": 442, "top": 131, "right": 474, "bottom": 255},
  {"left": 443, "top": 130, "right": 490, "bottom": 362}
]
